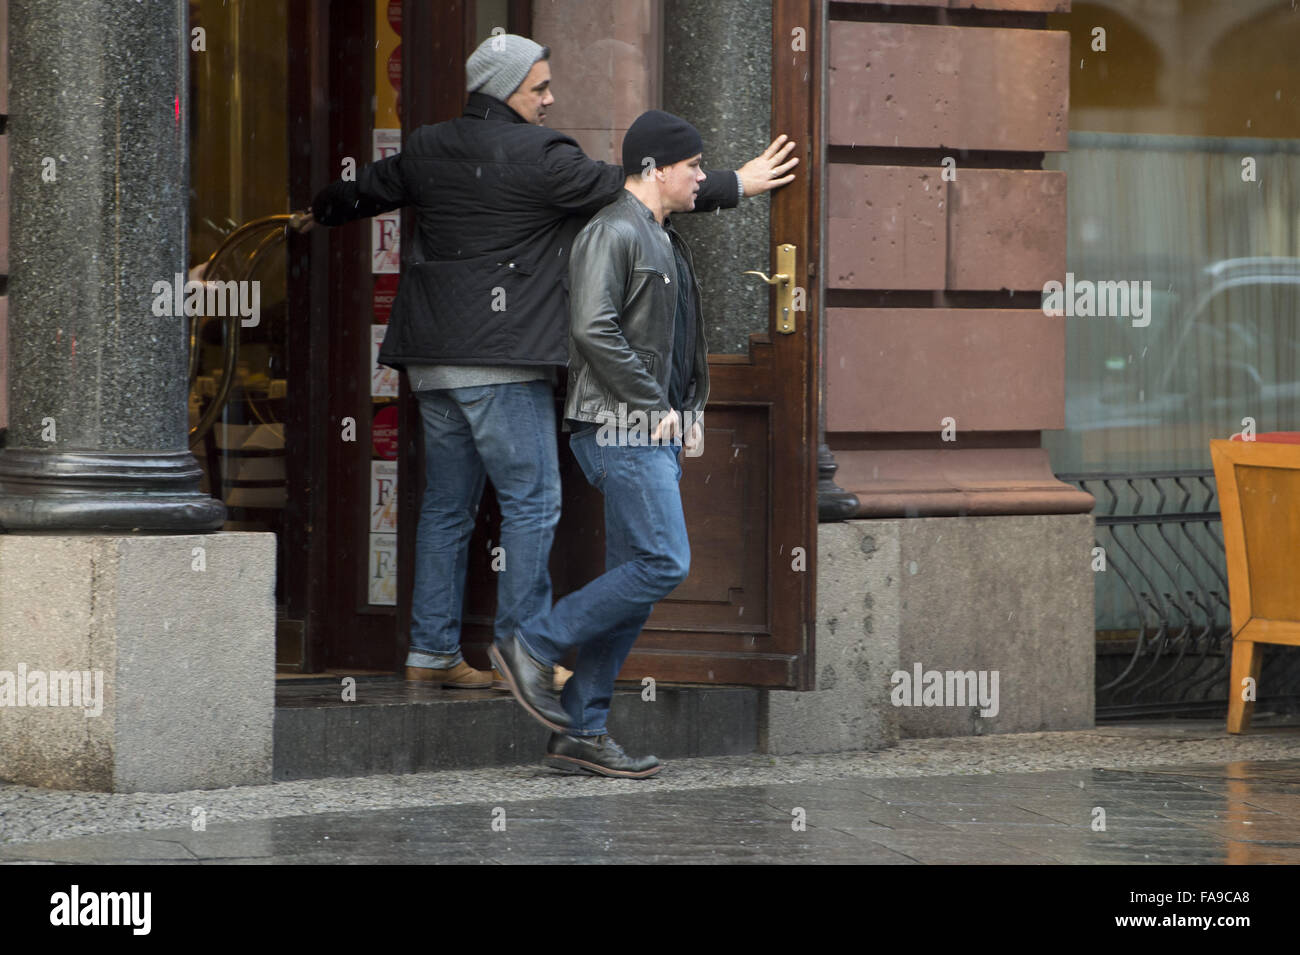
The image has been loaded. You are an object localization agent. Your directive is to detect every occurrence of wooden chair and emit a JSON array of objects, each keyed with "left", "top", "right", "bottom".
[{"left": 1210, "top": 433, "right": 1300, "bottom": 733}]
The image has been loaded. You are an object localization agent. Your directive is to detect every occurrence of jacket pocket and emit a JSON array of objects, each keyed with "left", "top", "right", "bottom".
[
  {"left": 634, "top": 349, "right": 657, "bottom": 374},
  {"left": 633, "top": 266, "right": 671, "bottom": 286},
  {"left": 573, "top": 364, "right": 605, "bottom": 415}
]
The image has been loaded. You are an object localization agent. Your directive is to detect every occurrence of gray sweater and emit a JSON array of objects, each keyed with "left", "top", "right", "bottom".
[{"left": 405, "top": 363, "right": 549, "bottom": 391}]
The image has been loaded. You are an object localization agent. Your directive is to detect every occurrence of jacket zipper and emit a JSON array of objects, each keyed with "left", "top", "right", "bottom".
[{"left": 633, "top": 266, "right": 671, "bottom": 285}]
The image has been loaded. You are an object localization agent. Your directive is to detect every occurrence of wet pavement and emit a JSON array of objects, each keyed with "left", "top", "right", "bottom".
[{"left": 3, "top": 721, "right": 1300, "bottom": 864}]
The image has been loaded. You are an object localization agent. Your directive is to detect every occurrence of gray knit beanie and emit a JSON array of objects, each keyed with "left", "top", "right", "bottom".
[{"left": 466, "top": 34, "right": 550, "bottom": 102}]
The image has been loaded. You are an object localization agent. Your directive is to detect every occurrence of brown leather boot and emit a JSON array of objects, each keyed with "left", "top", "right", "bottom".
[
  {"left": 553, "top": 665, "right": 573, "bottom": 692},
  {"left": 404, "top": 661, "right": 495, "bottom": 689},
  {"left": 491, "top": 665, "right": 571, "bottom": 692}
]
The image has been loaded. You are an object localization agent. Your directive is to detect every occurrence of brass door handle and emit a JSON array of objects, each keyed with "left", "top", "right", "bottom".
[
  {"left": 743, "top": 270, "right": 790, "bottom": 285},
  {"left": 742, "top": 243, "right": 797, "bottom": 334}
]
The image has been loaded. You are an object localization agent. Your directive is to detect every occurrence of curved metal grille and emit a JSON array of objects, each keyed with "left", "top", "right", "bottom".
[{"left": 1058, "top": 470, "right": 1300, "bottom": 719}]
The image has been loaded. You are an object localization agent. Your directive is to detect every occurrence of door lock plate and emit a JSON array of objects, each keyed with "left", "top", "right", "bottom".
[{"left": 743, "top": 243, "right": 798, "bottom": 335}]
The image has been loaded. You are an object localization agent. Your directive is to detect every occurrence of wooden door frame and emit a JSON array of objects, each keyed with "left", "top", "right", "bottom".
[
  {"left": 287, "top": 0, "right": 390, "bottom": 672},
  {"left": 769, "top": 0, "right": 822, "bottom": 690},
  {"left": 287, "top": 0, "right": 356, "bottom": 674}
]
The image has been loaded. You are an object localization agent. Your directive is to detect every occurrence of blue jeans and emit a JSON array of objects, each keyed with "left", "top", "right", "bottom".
[
  {"left": 518, "top": 427, "right": 689, "bottom": 735},
  {"left": 408, "top": 380, "right": 561, "bottom": 668}
]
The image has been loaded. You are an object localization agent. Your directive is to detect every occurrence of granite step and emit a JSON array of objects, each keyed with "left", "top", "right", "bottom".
[{"left": 273, "top": 677, "right": 758, "bottom": 781}]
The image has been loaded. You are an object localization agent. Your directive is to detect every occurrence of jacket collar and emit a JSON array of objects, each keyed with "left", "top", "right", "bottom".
[
  {"left": 619, "top": 189, "right": 658, "bottom": 223},
  {"left": 619, "top": 189, "right": 677, "bottom": 234},
  {"left": 464, "top": 91, "right": 529, "bottom": 125}
]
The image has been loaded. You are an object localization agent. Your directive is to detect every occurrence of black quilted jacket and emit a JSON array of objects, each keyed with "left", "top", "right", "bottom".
[{"left": 311, "top": 93, "right": 739, "bottom": 370}]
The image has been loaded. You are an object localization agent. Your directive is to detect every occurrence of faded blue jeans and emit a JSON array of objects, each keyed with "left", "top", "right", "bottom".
[
  {"left": 407, "top": 380, "right": 561, "bottom": 668},
  {"left": 517, "top": 426, "right": 689, "bottom": 735}
]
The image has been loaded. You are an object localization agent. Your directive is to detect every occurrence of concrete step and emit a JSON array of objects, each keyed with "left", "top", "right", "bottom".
[{"left": 273, "top": 677, "right": 759, "bottom": 781}]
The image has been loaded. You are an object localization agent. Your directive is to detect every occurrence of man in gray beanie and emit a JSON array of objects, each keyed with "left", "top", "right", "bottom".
[
  {"left": 465, "top": 34, "right": 552, "bottom": 116},
  {"left": 310, "top": 36, "right": 797, "bottom": 705}
]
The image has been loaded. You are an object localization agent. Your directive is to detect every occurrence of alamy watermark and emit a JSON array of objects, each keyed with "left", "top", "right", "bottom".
[
  {"left": 150, "top": 273, "right": 262, "bottom": 327},
  {"left": 0, "top": 664, "right": 104, "bottom": 717},
  {"left": 50, "top": 885, "right": 150, "bottom": 935},
  {"left": 592, "top": 404, "right": 704, "bottom": 455},
  {"left": 890, "top": 663, "right": 1000, "bottom": 717},
  {"left": 1042, "top": 273, "right": 1152, "bottom": 328}
]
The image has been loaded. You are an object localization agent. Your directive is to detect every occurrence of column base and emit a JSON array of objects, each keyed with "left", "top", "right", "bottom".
[
  {"left": 817, "top": 443, "right": 860, "bottom": 522},
  {"left": 0, "top": 449, "right": 225, "bottom": 532}
]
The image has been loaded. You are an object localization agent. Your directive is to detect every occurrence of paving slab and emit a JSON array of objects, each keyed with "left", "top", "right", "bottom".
[{"left": 3, "top": 721, "right": 1300, "bottom": 863}]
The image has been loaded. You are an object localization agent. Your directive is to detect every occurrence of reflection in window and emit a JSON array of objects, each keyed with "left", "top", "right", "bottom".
[
  {"left": 187, "top": 0, "right": 291, "bottom": 603},
  {"left": 1047, "top": 1, "right": 1300, "bottom": 652},
  {"left": 1044, "top": 0, "right": 1300, "bottom": 474}
]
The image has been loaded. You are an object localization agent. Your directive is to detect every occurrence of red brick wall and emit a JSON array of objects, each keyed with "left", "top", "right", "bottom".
[
  {"left": 824, "top": 0, "right": 1089, "bottom": 515},
  {"left": 531, "top": 0, "right": 660, "bottom": 165}
]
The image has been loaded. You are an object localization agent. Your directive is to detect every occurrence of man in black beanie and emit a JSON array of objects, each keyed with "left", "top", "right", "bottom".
[
  {"left": 493, "top": 111, "right": 766, "bottom": 778},
  {"left": 309, "top": 37, "right": 797, "bottom": 697}
]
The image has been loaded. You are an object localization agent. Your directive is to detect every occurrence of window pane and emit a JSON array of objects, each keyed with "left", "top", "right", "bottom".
[{"left": 1043, "top": 0, "right": 1300, "bottom": 474}]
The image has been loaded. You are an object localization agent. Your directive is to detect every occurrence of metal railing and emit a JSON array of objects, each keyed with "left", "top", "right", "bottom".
[
  {"left": 1058, "top": 470, "right": 1300, "bottom": 719},
  {"left": 188, "top": 211, "right": 310, "bottom": 448}
]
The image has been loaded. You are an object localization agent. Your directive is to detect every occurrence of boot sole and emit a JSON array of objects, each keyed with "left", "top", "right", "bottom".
[
  {"left": 489, "top": 643, "right": 571, "bottom": 734},
  {"left": 490, "top": 681, "right": 565, "bottom": 692},
  {"left": 405, "top": 676, "right": 494, "bottom": 689},
  {"left": 543, "top": 754, "right": 662, "bottom": 779},
  {"left": 491, "top": 672, "right": 569, "bottom": 693},
  {"left": 405, "top": 668, "right": 493, "bottom": 689}
]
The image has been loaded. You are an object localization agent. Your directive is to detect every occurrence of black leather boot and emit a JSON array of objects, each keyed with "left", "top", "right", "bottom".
[
  {"left": 489, "top": 631, "right": 572, "bottom": 732},
  {"left": 544, "top": 732, "right": 662, "bottom": 778}
]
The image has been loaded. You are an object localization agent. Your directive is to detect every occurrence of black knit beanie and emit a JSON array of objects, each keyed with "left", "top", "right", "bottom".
[{"left": 621, "top": 110, "right": 704, "bottom": 177}]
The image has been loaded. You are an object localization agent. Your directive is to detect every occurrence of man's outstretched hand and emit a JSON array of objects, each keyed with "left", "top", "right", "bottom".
[
  {"left": 737, "top": 135, "right": 799, "bottom": 197},
  {"left": 289, "top": 210, "right": 316, "bottom": 233}
]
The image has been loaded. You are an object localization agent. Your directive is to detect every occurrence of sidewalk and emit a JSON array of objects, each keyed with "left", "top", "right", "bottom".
[{"left": 2, "top": 720, "right": 1299, "bottom": 863}]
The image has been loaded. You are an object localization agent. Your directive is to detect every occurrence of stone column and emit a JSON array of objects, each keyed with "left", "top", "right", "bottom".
[
  {"left": 0, "top": 0, "right": 274, "bottom": 792},
  {"left": 0, "top": 0, "right": 222, "bottom": 530}
]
